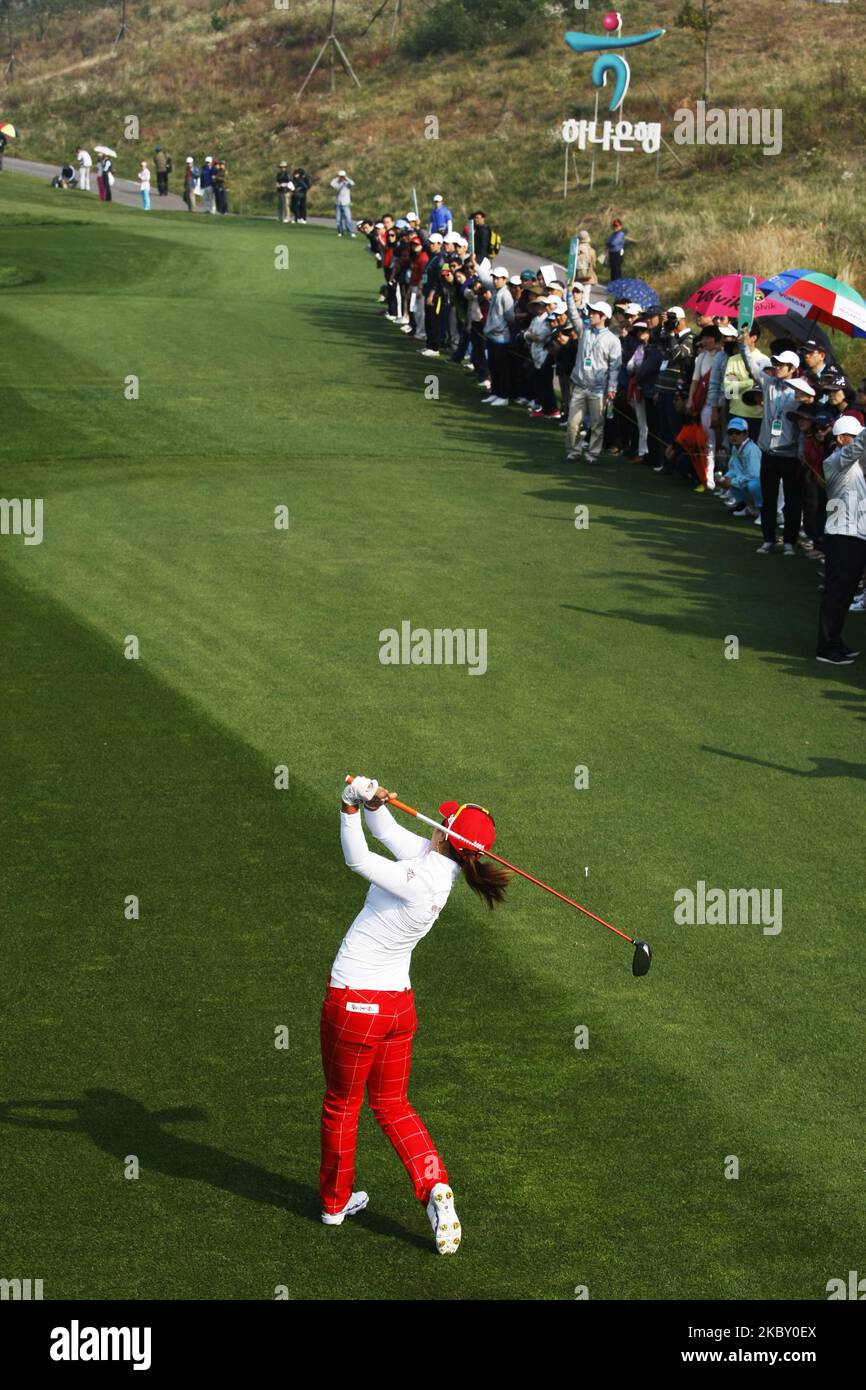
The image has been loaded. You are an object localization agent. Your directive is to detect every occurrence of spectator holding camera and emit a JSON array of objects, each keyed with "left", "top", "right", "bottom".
[
  {"left": 653, "top": 307, "right": 695, "bottom": 471},
  {"left": 787, "top": 404, "right": 834, "bottom": 557}
]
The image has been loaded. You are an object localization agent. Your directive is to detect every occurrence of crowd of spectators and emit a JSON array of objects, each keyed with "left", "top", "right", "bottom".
[{"left": 355, "top": 195, "right": 866, "bottom": 666}]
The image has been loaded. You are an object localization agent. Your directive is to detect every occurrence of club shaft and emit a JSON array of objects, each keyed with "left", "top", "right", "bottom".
[
  {"left": 347, "top": 779, "right": 635, "bottom": 946},
  {"left": 476, "top": 850, "right": 634, "bottom": 943}
]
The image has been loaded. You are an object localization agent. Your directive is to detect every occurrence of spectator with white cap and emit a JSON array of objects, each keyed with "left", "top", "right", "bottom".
[
  {"left": 330, "top": 170, "right": 356, "bottom": 237},
  {"left": 739, "top": 338, "right": 803, "bottom": 554},
  {"left": 815, "top": 417, "right": 866, "bottom": 663},
  {"left": 76, "top": 146, "right": 92, "bottom": 192},
  {"left": 526, "top": 297, "right": 566, "bottom": 419},
  {"left": 438, "top": 231, "right": 463, "bottom": 354},
  {"left": 429, "top": 194, "right": 453, "bottom": 238},
  {"left": 564, "top": 291, "right": 621, "bottom": 464},
  {"left": 786, "top": 376, "right": 818, "bottom": 405},
  {"left": 200, "top": 156, "right": 216, "bottom": 214},
  {"left": 476, "top": 263, "right": 516, "bottom": 406}
]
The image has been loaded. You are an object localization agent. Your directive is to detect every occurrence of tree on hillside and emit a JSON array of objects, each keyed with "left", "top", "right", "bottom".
[
  {"left": 401, "top": 0, "right": 546, "bottom": 59},
  {"left": 675, "top": 0, "right": 723, "bottom": 102}
]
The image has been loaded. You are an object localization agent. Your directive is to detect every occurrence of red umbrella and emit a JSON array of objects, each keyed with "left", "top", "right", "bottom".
[{"left": 685, "top": 274, "right": 789, "bottom": 320}]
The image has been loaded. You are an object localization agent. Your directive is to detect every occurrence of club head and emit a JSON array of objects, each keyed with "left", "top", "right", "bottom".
[{"left": 632, "top": 940, "right": 652, "bottom": 977}]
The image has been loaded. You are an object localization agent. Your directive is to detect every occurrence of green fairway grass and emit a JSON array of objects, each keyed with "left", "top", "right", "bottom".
[{"left": 1, "top": 172, "right": 864, "bottom": 1300}]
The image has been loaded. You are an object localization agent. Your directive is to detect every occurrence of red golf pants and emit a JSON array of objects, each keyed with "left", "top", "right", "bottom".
[{"left": 320, "top": 979, "right": 449, "bottom": 1215}]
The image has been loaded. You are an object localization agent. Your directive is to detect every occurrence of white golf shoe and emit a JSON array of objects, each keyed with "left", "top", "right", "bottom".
[
  {"left": 321, "top": 1190, "right": 369, "bottom": 1226},
  {"left": 426, "top": 1183, "right": 462, "bottom": 1255}
]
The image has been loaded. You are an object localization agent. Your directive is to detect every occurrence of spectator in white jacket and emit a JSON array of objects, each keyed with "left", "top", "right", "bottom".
[
  {"left": 525, "top": 297, "right": 563, "bottom": 419},
  {"left": 476, "top": 264, "right": 515, "bottom": 406},
  {"left": 816, "top": 418, "right": 866, "bottom": 664},
  {"left": 565, "top": 292, "right": 622, "bottom": 464},
  {"left": 76, "top": 147, "right": 92, "bottom": 191},
  {"left": 331, "top": 171, "right": 356, "bottom": 237}
]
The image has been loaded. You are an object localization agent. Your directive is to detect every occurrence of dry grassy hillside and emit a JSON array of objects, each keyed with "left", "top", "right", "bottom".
[{"left": 2, "top": 0, "right": 865, "bottom": 363}]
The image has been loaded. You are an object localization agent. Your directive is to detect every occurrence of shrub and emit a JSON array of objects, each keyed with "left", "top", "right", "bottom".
[{"left": 400, "top": 0, "right": 547, "bottom": 61}]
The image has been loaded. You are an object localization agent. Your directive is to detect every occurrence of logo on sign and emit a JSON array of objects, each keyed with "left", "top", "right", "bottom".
[{"left": 564, "top": 11, "right": 665, "bottom": 111}]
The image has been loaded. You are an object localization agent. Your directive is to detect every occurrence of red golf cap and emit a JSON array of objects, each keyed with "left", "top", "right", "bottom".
[{"left": 438, "top": 801, "right": 496, "bottom": 857}]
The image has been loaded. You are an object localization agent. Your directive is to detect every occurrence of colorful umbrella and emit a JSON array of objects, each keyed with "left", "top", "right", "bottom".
[
  {"left": 759, "top": 269, "right": 866, "bottom": 339},
  {"left": 684, "top": 274, "right": 790, "bottom": 320},
  {"left": 0, "top": 121, "right": 18, "bottom": 138},
  {"left": 604, "top": 276, "right": 660, "bottom": 310}
]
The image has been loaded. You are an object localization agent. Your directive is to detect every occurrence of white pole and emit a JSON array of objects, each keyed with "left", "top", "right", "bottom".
[{"left": 589, "top": 89, "right": 600, "bottom": 192}]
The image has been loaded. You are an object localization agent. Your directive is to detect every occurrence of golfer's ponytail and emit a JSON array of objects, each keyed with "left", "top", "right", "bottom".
[{"left": 460, "top": 852, "right": 511, "bottom": 910}]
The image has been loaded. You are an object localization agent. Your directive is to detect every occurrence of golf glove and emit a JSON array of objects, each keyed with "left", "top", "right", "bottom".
[{"left": 341, "top": 775, "right": 379, "bottom": 806}]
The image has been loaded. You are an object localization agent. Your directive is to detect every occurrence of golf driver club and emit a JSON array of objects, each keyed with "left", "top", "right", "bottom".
[{"left": 345, "top": 777, "right": 652, "bottom": 976}]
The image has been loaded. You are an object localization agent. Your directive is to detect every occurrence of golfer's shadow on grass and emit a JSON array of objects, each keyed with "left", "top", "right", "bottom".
[
  {"left": 0, "top": 1091, "right": 429, "bottom": 1251},
  {"left": 702, "top": 746, "right": 866, "bottom": 781}
]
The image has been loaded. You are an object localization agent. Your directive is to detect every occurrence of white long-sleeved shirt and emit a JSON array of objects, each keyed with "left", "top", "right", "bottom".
[
  {"left": 824, "top": 429, "right": 866, "bottom": 539},
  {"left": 330, "top": 176, "right": 354, "bottom": 206},
  {"left": 525, "top": 313, "right": 553, "bottom": 368},
  {"left": 331, "top": 806, "right": 461, "bottom": 989},
  {"left": 476, "top": 269, "right": 515, "bottom": 343}
]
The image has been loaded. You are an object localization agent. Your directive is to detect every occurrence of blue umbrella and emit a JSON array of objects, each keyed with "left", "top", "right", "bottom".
[{"left": 604, "top": 276, "right": 660, "bottom": 310}]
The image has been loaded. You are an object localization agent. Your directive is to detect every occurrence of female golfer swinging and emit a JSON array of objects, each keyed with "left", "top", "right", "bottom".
[{"left": 320, "top": 774, "right": 509, "bottom": 1254}]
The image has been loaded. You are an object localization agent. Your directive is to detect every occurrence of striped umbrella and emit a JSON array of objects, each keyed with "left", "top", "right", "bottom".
[{"left": 759, "top": 269, "right": 866, "bottom": 339}]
